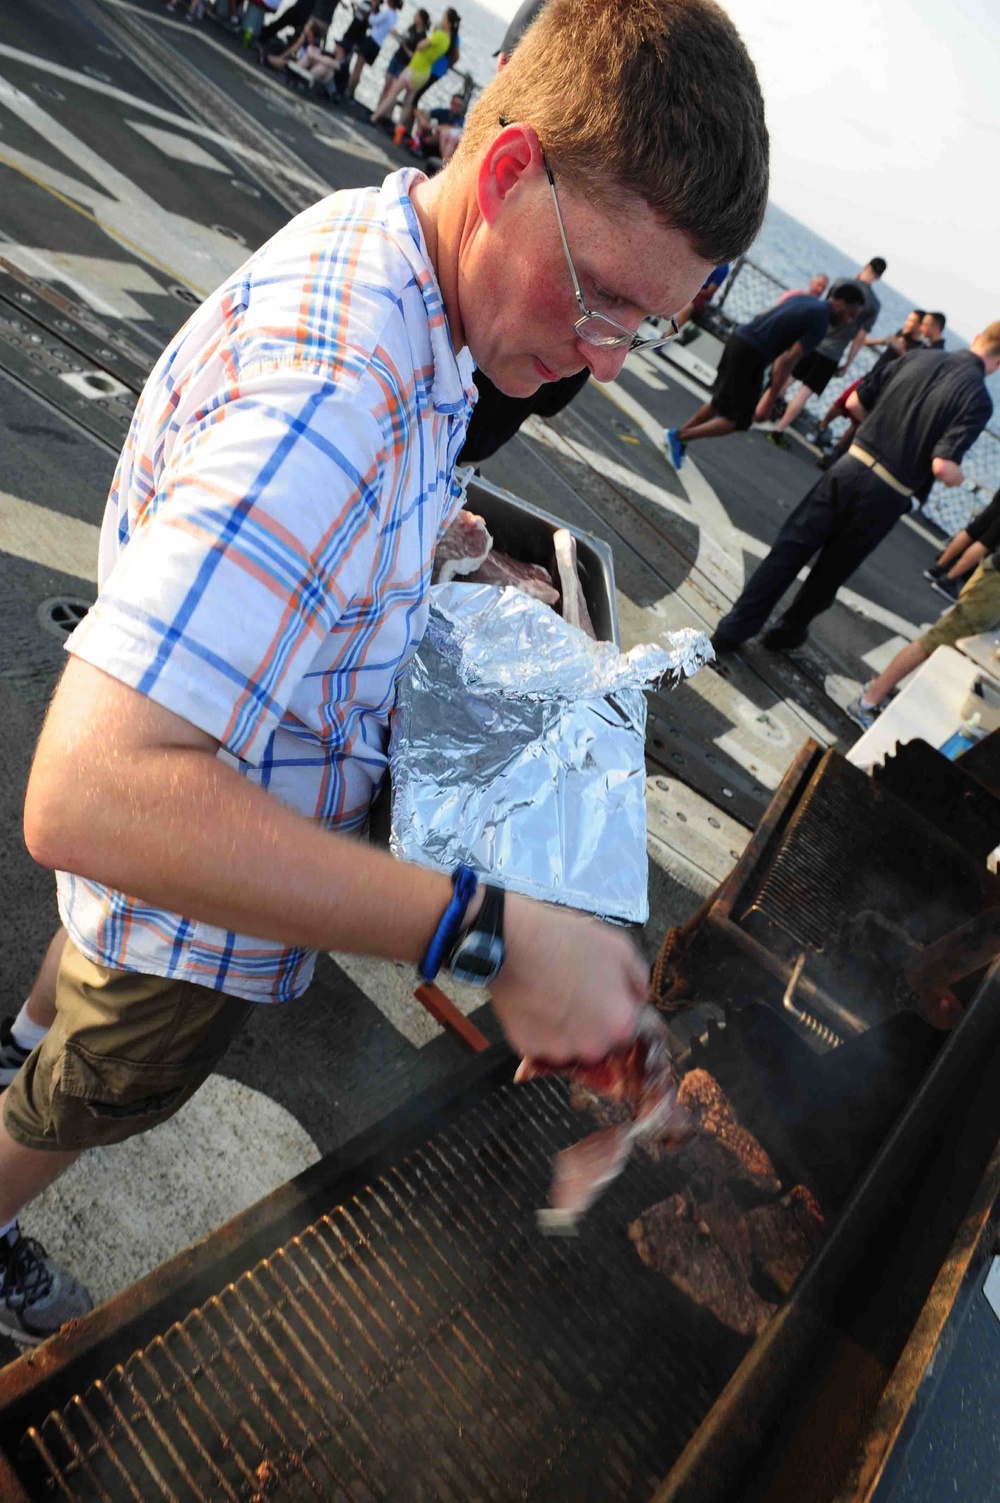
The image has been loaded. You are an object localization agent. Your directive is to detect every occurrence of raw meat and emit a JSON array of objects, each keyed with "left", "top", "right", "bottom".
[
  {"left": 746, "top": 1186, "right": 825, "bottom": 1295},
  {"left": 629, "top": 1193, "right": 775, "bottom": 1338},
  {"left": 516, "top": 1010, "right": 691, "bottom": 1233},
  {"left": 675, "top": 1070, "right": 781, "bottom": 1196},
  {"left": 552, "top": 529, "right": 597, "bottom": 639},
  {"left": 433, "top": 510, "right": 493, "bottom": 583},
  {"left": 465, "top": 549, "right": 561, "bottom": 607}
]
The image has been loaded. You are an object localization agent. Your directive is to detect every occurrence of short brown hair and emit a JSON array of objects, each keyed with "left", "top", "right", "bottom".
[
  {"left": 976, "top": 321, "right": 1000, "bottom": 358},
  {"left": 456, "top": 0, "right": 769, "bottom": 265}
]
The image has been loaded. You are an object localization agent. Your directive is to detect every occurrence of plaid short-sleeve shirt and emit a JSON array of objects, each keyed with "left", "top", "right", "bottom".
[{"left": 57, "top": 169, "right": 476, "bottom": 1002}]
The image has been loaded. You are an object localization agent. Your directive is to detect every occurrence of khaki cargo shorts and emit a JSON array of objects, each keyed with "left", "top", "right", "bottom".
[
  {"left": 919, "top": 559, "right": 1000, "bottom": 656},
  {"left": 3, "top": 938, "right": 253, "bottom": 1152}
]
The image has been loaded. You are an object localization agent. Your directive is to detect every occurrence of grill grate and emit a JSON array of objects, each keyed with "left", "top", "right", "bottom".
[
  {"left": 744, "top": 754, "right": 999, "bottom": 955},
  {"left": 18, "top": 1077, "right": 742, "bottom": 1503}
]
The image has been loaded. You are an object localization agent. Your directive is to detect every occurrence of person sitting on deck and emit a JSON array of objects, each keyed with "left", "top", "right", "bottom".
[
  {"left": 410, "top": 93, "right": 468, "bottom": 164},
  {"left": 849, "top": 544, "right": 1000, "bottom": 729},
  {"left": 923, "top": 484, "right": 1000, "bottom": 600},
  {"left": 0, "top": 0, "right": 770, "bottom": 1346},
  {"left": 661, "top": 284, "right": 863, "bottom": 470}
]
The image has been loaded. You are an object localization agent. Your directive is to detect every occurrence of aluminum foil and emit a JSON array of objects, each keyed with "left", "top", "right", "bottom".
[{"left": 389, "top": 584, "right": 712, "bottom": 923}]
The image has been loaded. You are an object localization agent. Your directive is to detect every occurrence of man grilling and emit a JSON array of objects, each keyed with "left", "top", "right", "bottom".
[{"left": 0, "top": 0, "right": 769, "bottom": 1341}]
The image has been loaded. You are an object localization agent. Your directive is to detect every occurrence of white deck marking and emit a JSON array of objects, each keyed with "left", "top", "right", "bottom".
[
  {"left": 0, "top": 43, "right": 329, "bottom": 194},
  {"left": 127, "top": 119, "right": 229, "bottom": 171},
  {"left": 0, "top": 490, "right": 100, "bottom": 582},
  {"left": 332, "top": 953, "right": 488, "bottom": 1049},
  {"left": 2, "top": 244, "right": 164, "bottom": 317}
]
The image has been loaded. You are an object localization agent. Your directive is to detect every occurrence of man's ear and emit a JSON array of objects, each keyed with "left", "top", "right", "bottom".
[{"left": 476, "top": 123, "right": 542, "bottom": 227}]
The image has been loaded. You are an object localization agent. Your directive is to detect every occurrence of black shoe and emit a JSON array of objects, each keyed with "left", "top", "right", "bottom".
[
  {"left": 923, "top": 565, "right": 945, "bottom": 582},
  {"left": 710, "top": 629, "right": 742, "bottom": 654},
  {"left": 761, "top": 623, "right": 809, "bottom": 651},
  {"left": 765, "top": 431, "right": 791, "bottom": 450},
  {"left": 0, "top": 1018, "right": 31, "bottom": 1088},
  {"left": 931, "top": 576, "right": 961, "bottom": 602}
]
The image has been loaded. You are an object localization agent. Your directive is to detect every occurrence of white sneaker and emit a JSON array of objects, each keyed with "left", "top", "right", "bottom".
[{"left": 0, "top": 1228, "right": 93, "bottom": 1346}]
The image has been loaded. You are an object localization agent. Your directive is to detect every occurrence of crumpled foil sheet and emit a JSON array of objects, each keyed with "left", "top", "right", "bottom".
[{"left": 389, "top": 584, "right": 712, "bottom": 922}]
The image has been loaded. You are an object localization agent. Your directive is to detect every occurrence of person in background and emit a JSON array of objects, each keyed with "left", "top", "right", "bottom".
[
  {"left": 923, "top": 484, "right": 998, "bottom": 600},
  {"left": 866, "top": 308, "right": 926, "bottom": 374},
  {"left": 376, "top": 6, "right": 431, "bottom": 110},
  {"left": 921, "top": 311, "right": 947, "bottom": 350},
  {"left": 777, "top": 272, "right": 829, "bottom": 303},
  {"left": 411, "top": 92, "right": 467, "bottom": 163},
  {"left": 714, "top": 322, "right": 999, "bottom": 657},
  {"left": 341, "top": 0, "right": 404, "bottom": 97},
  {"left": 850, "top": 530, "right": 1000, "bottom": 729},
  {"left": 262, "top": 12, "right": 326, "bottom": 73},
  {"left": 662, "top": 286, "right": 862, "bottom": 469},
  {"left": 674, "top": 262, "right": 730, "bottom": 334},
  {"left": 369, "top": 7, "right": 458, "bottom": 132},
  {"left": 762, "top": 258, "right": 885, "bottom": 445},
  {"left": 0, "top": 0, "right": 770, "bottom": 1346},
  {"left": 400, "top": 10, "right": 460, "bottom": 138},
  {"left": 812, "top": 307, "right": 926, "bottom": 470}
]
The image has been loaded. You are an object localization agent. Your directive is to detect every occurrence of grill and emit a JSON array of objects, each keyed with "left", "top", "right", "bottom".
[
  {"left": 4, "top": 738, "right": 1000, "bottom": 1503},
  {"left": 12, "top": 1069, "right": 745, "bottom": 1503}
]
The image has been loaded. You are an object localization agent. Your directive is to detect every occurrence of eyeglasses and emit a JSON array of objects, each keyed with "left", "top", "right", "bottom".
[{"left": 543, "top": 156, "right": 680, "bottom": 354}]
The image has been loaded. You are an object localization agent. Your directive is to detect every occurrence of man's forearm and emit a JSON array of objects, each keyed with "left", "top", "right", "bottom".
[{"left": 25, "top": 705, "right": 454, "bottom": 967}]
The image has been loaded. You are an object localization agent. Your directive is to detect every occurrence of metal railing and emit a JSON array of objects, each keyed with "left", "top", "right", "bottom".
[{"left": 710, "top": 258, "right": 998, "bottom": 536}]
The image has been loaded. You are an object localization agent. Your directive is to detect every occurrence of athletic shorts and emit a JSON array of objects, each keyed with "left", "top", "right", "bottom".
[
  {"left": 829, "top": 376, "right": 863, "bottom": 417},
  {"left": 712, "top": 334, "right": 766, "bottom": 431},
  {"left": 966, "top": 490, "right": 1000, "bottom": 548},
  {"left": 792, "top": 349, "right": 839, "bottom": 396},
  {"left": 385, "top": 48, "right": 408, "bottom": 76},
  {"left": 3, "top": 939, "right": 253, "bottom": 1153},
  {"left": 919, "top": 559, "right": 1000, "bottom": 655}
]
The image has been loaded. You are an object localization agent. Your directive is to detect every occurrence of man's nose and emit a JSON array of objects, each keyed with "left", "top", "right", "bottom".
[{"left": 579, "top": 341, "right": 630, "bottom": 384}]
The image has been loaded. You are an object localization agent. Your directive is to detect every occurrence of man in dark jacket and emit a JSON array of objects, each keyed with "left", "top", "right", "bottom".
[{"left": 713, "top": 322, "right": 1000, "bottom": 653}]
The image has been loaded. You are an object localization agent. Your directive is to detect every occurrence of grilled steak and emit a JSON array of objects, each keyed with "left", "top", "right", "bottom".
[
  {"left": 629, "top": 1193, "right": 775, "bottom": 1338},
  {"left": 675, "top": 1069, "right": 781, "bottom": 1195},
  {"left": 746, "top": 1186, "right": 826, "bottom": 1295}
]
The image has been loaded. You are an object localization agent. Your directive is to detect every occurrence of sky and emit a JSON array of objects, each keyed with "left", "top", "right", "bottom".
[{"left": 480, "top": 0, "right": 998, "bottom": 341}]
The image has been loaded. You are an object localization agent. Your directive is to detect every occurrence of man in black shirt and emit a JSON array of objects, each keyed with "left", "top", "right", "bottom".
[
  {"left": 713, "top": 322, "right": 999, "bottom": 654},
  {"left": 920, "top": 311, "right": 947, "bottom": 351}
]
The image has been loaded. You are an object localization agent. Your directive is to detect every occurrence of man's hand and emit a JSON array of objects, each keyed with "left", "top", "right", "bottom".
[
  {"left": 489, "top": 893, "right": 649, "bottom": 1064},
  {"left": 932, "top": 456, "right": 964, "bottom": 488}
]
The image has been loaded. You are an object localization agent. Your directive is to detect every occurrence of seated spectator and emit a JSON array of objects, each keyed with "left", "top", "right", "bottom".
[
  {"left": 849, "top": 552, "right": 1000, "bottom": 728},
  {"left": 376, "top": 6, "right": 431, "bottom": 110},
  {"left": 262, "top": 12, "right": 326, "bottom": 73},
  {"left": 923, "top": 485, "right": 999, "bottom": 599},
  {"left": 370, "top": 7, "right": 459, "bottom": 133},
  {"left": 410, "top": 92, "right": 467, "bottom": 164}
]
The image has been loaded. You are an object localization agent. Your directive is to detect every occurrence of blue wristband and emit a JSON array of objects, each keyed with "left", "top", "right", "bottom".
[{"left": 418, "top": 865, "right": 479, "bottom": 982}]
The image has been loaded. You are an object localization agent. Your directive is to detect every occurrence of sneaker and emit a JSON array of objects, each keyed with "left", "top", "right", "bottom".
[
  {"left": 0, "top": 1228, "right": 93, "bottom": 1346},
  {"left": 761, "top": 622, "right": 808, "bottom": 651},
  {"left": 0, "top": 1018, "right": 31, "bottom": 1088},
  {"left": 765, "top": 430, "right": 791, "bottom": 450},
  {"left": 923, "top": 565, "right": 945, "bottom": 583},
  {"left": 931, "top": 576, "right": 961, "bottom": 602},
  {"left": 663, "top": 428, "right": 686, "bottom": 470},
  {"left": 846, "top": 696, "right": 879, "bottom": 730}
]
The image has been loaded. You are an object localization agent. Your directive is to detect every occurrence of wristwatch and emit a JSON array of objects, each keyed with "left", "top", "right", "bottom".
[{"left": 448, "top": 884, "right": 506, "bottom": 986}]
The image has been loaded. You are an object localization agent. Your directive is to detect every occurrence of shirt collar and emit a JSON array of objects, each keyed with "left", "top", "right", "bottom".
[{"left": 378, "top": 168, "right": 476, "bottom": 415}]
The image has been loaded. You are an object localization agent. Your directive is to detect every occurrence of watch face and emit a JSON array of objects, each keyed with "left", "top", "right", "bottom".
[{"left": 450, "top": 932, "right": 505, "bottom": 986}]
